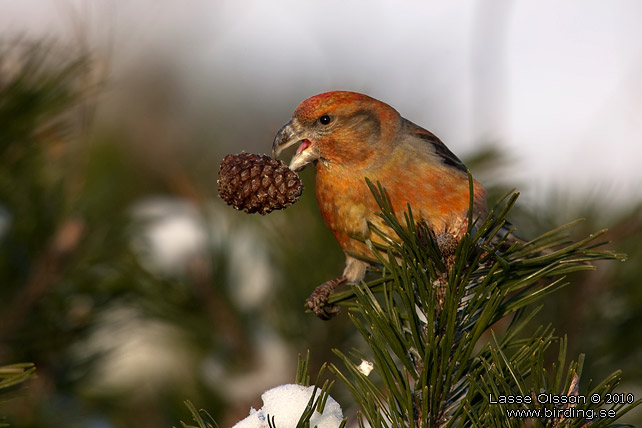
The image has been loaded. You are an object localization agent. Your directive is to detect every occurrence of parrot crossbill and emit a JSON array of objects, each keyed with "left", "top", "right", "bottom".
[{"left": 272, "top": 91, "right": 487, "bottom": 319}]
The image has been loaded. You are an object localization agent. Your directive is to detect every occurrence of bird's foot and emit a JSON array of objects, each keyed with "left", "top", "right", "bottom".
[{"left": 306, "top": 275, "right": 347, "bottom": 320}]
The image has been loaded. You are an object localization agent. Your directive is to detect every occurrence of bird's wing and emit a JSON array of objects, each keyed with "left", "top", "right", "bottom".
[{"left": 402, "top": 119, "right": 468, "bottom": 173}]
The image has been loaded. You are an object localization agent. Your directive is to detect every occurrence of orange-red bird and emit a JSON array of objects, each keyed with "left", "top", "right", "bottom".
[{"left": 272, "top": 91, "right": 487, "bottom": 319}]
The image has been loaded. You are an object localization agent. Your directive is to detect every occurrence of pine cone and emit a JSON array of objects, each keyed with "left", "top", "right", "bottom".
[{"left": 218, "top": 152, "right": 303, "bottom": 215}]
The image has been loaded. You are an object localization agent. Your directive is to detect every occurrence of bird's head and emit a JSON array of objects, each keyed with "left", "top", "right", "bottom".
[{"left": 272, "top": 91, "right": 401, "bottom": 171}]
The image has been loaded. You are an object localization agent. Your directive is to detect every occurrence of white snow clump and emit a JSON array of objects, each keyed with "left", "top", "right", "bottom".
[{"left": 232, "top": 384, "right": 343, "bottom": 428}]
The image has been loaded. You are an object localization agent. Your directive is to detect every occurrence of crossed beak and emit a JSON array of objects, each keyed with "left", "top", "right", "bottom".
[{"left": 272, "top": 119, "right": 320, "bottom": 172}]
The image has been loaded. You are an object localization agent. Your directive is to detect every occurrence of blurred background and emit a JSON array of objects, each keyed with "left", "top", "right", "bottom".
[{"left": 1, "top": 1, "right": 641, "bottom": 427}]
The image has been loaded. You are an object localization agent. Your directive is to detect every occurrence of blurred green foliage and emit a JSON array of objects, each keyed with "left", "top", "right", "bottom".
[{"left": 0, "top": 38, "right": 640, "bottom": 428}]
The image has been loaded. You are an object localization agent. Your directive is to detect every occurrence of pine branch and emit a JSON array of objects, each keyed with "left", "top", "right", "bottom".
[
  {"left": 330, "top": 179, "right": 636, "bottom": 428},
  {"left": 0, "top": 363, "right": 36, "bottom": 428},
  {"left": 175, "top": 401, "right": 219, "bottom": 428}
]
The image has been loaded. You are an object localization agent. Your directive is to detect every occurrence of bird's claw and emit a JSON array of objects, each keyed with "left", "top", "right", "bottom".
[{"left": 306, "top": 276, "right": 347, "bottom": 320}]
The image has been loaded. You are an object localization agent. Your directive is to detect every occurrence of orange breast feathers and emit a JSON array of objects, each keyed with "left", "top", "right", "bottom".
[{"left": 314, "top": 136, "right": 487, "bottom": 258}]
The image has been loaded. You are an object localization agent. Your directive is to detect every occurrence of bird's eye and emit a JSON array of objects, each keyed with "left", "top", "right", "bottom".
[{"left": 319, "top": 114, "right": 332, "bottom": 125}]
